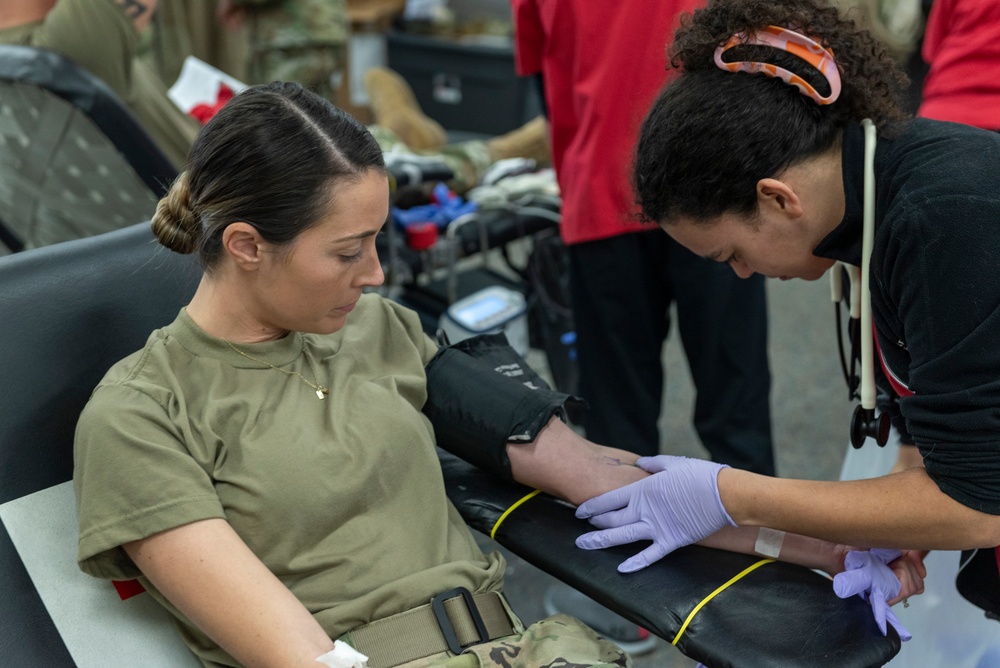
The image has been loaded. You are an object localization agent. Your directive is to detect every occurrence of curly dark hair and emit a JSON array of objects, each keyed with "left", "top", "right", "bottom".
[{"left": 633, "top": 0, "right": 909, "bottom": 225}]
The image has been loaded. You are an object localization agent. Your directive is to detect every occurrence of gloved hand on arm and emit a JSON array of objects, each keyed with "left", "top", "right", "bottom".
[
  {"left": 833, "top": 548, "right": 913, "bottom": 641},
  {"left": 574, "top": 455, "right": 736, "bottom": 573}
]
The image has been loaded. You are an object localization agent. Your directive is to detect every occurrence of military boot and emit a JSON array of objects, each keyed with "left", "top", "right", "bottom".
[
  {"left": 363, "top": 67, "right": 448, "bottom": 151},
  {"left": 486, "top": 116, "right": 551, "bottom": 166}
]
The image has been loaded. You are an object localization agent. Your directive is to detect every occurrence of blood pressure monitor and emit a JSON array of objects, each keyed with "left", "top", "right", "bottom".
[{"left": 439, "top": 286, "right": 530, "bottom": 357}]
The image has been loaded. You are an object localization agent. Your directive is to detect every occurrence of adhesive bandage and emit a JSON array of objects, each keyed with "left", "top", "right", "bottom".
[{"left": 754, "top": 527, "right": 786, "bottom": 559}]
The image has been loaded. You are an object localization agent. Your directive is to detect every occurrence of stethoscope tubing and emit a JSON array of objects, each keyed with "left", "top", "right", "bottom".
[
  {"left": 859, "top": 118, "right": 878, "bottom": 412},
  {"left": 831, "top": 119, "right": 888, "bottom": 447}
]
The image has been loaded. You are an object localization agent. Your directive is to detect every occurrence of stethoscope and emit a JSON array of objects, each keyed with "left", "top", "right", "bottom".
[{"left": 830, "top": 119, "right": 891, "bottom": 449}]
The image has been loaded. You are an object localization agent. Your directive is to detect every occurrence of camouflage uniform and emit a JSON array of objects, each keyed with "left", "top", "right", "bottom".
[
  {"left": 369, "top": 126, "right": 493, "bottom": 194},
  {"left": 147, "top": 0, "right": 249, "bottom": 86},
  {"left": 346, "top": 613, "right": 631, "bottom": 668},
  {"left": 234, "top": 0, "right": 349, "bottom": 102}
]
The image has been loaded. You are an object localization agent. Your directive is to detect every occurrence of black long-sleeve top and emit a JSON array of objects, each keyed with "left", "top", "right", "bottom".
[{"left": 814, "top": 118, "right": 1000, "bottom": 514}]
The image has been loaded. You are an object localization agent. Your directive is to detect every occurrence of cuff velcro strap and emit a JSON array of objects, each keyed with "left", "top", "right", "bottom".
[{"left": 424, "top": 333, "right": 584, "bottom": 480}]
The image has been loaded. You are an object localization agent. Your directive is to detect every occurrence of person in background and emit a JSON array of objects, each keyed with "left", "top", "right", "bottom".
[
  {"left": 510, "top": 0, "right": 776, "bottom": 653},
  {"left": 510, "top": 0, "right": 775, "bottom": 475},
  {"left": 146, "top": 0, "right": 249, "bottom": 86},
  {"left": 829, "top": 0, "right": 930, "bottom": 113},
  {"left": 917, "top": 0, "right": 1000, "bottom": 131},
  {"left": 215, "top": 0, "right": 348, "bottom": 103},
  {"left": 0, "top": 0, "right": 547, "bottom": 201},
  {"left": 0, "top": 0, "right": 198, "bottom": 169}
]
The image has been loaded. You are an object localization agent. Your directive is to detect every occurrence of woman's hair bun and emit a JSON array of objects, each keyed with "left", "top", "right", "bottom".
[{"left": 151, "top": 172, "right": 202, "bottom": 254}]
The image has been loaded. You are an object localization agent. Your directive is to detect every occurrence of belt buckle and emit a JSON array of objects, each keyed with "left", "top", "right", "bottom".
[{"left": 431, "top": 587, "right": 489, "bottom": 655}]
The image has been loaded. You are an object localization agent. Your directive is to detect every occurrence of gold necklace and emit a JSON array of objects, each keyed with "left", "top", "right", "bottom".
[{"left": 225, "top": 338, "right": 330, "bottom": 399}]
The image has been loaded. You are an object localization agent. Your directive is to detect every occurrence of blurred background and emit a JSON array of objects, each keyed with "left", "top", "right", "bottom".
[{"left": 6, "top": 0, "right": 999, "bottom": 665}]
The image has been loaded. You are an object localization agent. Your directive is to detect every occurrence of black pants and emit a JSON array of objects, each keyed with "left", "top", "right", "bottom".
[{"left": 568, "top": 230, "right": 775, "bottom": 475}]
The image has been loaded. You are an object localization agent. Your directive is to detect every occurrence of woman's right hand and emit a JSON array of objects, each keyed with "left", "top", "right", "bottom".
[
  {"left": 833, "top": 548, "right": 916, "bottom": 640},
  {"left": 887, "top": 550, "right": 927, "bottom": 605}
]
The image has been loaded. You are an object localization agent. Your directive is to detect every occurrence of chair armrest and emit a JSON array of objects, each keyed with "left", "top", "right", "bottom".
[{"left": 438, "top": 449, "right": 901, "bottom": 668}]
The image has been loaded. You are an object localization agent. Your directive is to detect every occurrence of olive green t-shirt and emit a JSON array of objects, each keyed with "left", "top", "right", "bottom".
[
  {"left": 0, "top": 0, "right": 199, "bottom": 169},
  {"left": 74, "top": 294, "right": 505, "bottom": 668}
]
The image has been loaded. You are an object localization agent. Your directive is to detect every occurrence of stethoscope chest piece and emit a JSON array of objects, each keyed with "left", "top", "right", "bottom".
[
  {"left": 850, "top": 404, "right": 890, "bottom": 449},
  {"left": 839, "top": 119, "right": 892, "bottom": 450}
]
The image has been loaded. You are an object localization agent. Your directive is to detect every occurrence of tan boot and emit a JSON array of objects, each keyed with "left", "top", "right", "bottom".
[
  {"left": 363, "top": 67, "right": 448, "bottom": 152},
  {"left": 486, "top": 116, "right": 551, "bottom": 166}
]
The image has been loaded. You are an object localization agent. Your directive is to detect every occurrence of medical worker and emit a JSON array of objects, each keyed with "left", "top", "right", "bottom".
[{"left": 575, "top": 0, "right": 1000, "bottom": 624}]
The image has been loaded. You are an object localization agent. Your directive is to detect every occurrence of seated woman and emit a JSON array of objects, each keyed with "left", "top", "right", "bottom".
[{"left": 72, "top": 80, "right": 647, "bottom": 668}]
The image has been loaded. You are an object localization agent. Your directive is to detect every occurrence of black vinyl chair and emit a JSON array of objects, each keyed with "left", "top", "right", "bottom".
[
  {"left": 0, "top": 222, "right": 901, "bottom": 667},
  {"left": 0, "top": 222, "right": 198, "bottom": 665},
  {"left": 0, "top": 45, "right": 177, "bottom": 254}
]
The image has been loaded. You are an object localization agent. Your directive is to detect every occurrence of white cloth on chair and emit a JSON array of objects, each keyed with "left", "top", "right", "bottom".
[{"left": 0, "top": 482, "right": 200, "bottom": 668}]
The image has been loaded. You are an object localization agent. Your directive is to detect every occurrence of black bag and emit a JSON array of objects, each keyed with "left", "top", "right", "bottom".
[
  {"left": 956, "top": 547, "right": 1000, "bottom": 621},
  {"left": 522, "top": 229, "right": 579, "bottom": 400}
]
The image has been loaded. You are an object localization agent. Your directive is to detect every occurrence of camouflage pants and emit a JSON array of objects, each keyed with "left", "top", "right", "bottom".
[
  {"left": 242, "top": 0, "right": 349, "bottom": 101},
  {"left": 391, "top": 614, "right": 631, "bottom": 668},
  {"left": 247, "top": 45, "right": 346, "bottom": 103},
  {"left": 368, "top": 126, "right": 493, "bottom": 194}
]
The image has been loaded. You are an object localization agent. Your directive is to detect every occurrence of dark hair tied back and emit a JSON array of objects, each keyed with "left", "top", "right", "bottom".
[
  {"left": 152, "top": 172, "right": 201, "bottom": 254},
  {"left": 152, "top": 82, "right": 385, "bottom": 269}
]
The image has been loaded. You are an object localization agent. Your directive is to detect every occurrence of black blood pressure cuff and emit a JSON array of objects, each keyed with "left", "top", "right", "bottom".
[{"left": 423, "top": 333, "right": 585, "bottom": 480}]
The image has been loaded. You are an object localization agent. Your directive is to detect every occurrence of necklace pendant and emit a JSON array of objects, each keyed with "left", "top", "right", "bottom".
[{"left": 316, "top": 389, "right": 328, "bottom": 399}]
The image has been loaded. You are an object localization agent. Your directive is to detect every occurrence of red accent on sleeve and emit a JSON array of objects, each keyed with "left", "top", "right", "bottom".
[
  {"left": 874, "top": 325, "right": 914, "bottom": 398},
  {"left": 112, "top": 579, "right": 146, "bottom": 601}
]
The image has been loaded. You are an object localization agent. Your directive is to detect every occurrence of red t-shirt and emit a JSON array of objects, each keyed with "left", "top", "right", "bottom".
[
  {"left": 918, "top": 0, "right": 1000, "bottom": 130},
  {"left": 511, "top": 0, "right": 702, "bottom": 245}
]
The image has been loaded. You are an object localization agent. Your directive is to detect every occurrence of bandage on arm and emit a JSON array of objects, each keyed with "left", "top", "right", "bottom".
[
  {"left": 698, "top": 526, "right": 850, "bottom": 575},
  {"left": 755, "top": 527, "right": 786, "bottom": 559}
]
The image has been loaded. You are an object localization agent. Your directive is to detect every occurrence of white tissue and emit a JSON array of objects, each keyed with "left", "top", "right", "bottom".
[
  {"left": 167, "top": 56, "right": 248, "bottom": 113},
  {"left": 316, "top": 641, "right": 369, "bottom": 668}
]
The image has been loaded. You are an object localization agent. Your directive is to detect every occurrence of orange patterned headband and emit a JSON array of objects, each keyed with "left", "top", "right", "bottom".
[{"left": 713, "top": 25, "right": 842, "bottom": 105}]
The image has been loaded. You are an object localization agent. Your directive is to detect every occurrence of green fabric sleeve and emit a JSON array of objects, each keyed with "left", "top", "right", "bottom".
[
  {"left": 29, "top": 0, "right": 138, "bottom": 100},
  {"left": 21, "top": 0, "right": 198, "bottom": 168},
  {"left": 74, "top": 382, "right": 226, "bottom": 581},
  {"left": 382, "top": 296, "right": 440, "bottom": 366}
]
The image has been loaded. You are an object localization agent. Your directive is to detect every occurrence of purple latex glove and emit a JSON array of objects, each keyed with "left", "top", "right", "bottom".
[
  {"left": 574, "top": 455, "right": 736, "bottom": 573},
  {"left": 833, "top": 548, "right": 912, "bottom": 641}
]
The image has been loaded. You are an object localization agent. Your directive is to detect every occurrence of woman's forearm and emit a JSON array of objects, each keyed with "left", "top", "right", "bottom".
[
  {"left": 697, "top": 526, "right": 850, "bottom": 575},
  {"left": 507, "top": 418, "right": 648, "bottom": 505},
  {"left": 719, "top": 466, "right": 1000, "bottom": 550},
  {"left": 125, "top": 518, "right": 334, "bottom": 668}
]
